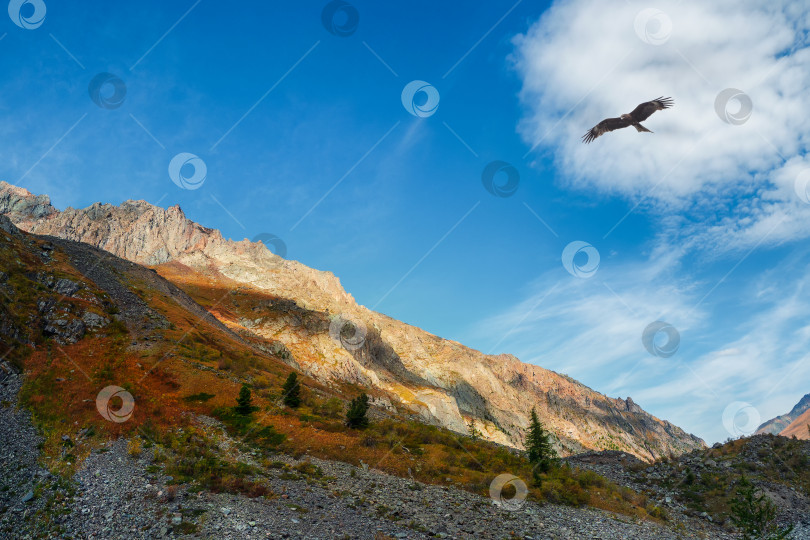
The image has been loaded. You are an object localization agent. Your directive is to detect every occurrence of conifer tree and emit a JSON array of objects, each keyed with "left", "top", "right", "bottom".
[
  {"left": 730, "top": 475, "right": 793, "bottom": 540},
  {"left": 346, "top": 393, "right": 370, "bottom": 428},
  {"left": 526, "top": 407, "right": 557, "bottom": 482},
  {"left": 468, "top": 418, "right": 481, "bottom": 441},
  {"left": 282, "top": 372, "right": 301, "bottom": 408},
  {"left": 235, "top": 384, "right": 254, "bottom": 415}
]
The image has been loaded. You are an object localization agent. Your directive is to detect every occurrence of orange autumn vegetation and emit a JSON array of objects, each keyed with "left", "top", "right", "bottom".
[{"left": 3, "top": 234, "right": 662, "bottom": 521}]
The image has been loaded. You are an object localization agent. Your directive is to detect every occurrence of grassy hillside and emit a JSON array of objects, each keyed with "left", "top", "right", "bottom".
[{"left": 0, "top": 219, "right": 672, "bottom": 523}]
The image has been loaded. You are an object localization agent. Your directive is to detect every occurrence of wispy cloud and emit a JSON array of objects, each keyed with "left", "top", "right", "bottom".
[{"left": 472, "top": 234, "right": 810, "bottom": 443}]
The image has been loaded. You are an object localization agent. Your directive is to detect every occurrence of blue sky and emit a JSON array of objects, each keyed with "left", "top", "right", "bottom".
[{"left": 3, "top": 0, "right": 810, "bottom": 444}]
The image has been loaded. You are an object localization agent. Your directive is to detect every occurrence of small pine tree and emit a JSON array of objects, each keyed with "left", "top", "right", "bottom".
[
  {"left": 346, "top": 393, "right": 369, "bottom": 429},
  {"left": 235, "top": 384, "right": 254, "bottom": 415},
  {"left": 282, "top": 372, "right": 301, "bottom": 408},
  {"left": 526, "top": 408, "right": 557, "bottom": 483},
  {"left": 468, "top": 418, "right": 481, "bottom": 441},
  {"left": 684, "top": 467, "right": 695, "bottom": 485},
  {"left": 730, "top": 475, "right": 793, "bottom": 540}
]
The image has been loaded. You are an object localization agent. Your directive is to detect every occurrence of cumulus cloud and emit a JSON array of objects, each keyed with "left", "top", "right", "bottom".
[{"left": 514, "top": 0, "right": 810, "bottom": 249}]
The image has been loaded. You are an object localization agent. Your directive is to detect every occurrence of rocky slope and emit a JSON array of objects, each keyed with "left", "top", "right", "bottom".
[
  {"left": 566, "top": 436, "right": 810, "bottom": 538},
  {"left": 781, "top": 408, "right": 810, "bottom": 440},
  {"left": 757, "top": 393, "right": 810, "bottom": 437},
  {"left": 0, "top": 181, "right": 704, "bottom": 460}
]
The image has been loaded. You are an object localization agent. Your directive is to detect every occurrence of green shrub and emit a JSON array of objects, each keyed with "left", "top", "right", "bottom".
[
  {"left": 315, "top": 397, "right": 343, "bottom": 419},
  {"left": 183, "top": 392, "right": 215, "bottom": 402}
]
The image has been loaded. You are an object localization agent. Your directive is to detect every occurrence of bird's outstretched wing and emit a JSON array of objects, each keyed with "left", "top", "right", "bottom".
[
  {"left": 581, "top": 117, "right": 633, "bottom": 144},
  {"left": 628, "top": 97, "right": 673, "bottom": 123}
]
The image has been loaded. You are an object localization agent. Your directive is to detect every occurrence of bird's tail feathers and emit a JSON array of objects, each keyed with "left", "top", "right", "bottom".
[{"left": 634, "top": 123, "right": 653, "bottom": 133}]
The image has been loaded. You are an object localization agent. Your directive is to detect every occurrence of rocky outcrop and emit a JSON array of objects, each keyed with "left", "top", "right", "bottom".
[
  {"left": 0, "top": 183, "right": 55, "bottom": 221},
  {"left": 0, "top": 182, "right": 705, "bottom": 459},
  {"left": 567, "top": 435, "right": 810, "bottom": 534}
]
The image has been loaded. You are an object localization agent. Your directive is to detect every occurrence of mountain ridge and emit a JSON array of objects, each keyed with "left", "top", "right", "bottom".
[
  {"left": 757, "top": 393, "right": 810, "bottom": 438},
  {"left": 0, "top": 181, "right": 705, "bottom": 459}
]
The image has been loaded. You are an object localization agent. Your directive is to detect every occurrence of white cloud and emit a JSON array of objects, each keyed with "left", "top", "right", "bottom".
[{"left": 513, "top": 0, "right": 810, "bottom": 249}]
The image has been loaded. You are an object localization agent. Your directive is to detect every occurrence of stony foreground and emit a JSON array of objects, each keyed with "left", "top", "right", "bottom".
[
  {"left": 1, "top": 366, "right": 807, "bottom": 539},
  {"left": 0, "top": 368, "right": 709, "bottom": 539}
]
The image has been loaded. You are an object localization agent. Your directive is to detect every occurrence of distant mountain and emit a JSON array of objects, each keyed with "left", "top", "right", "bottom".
[
  {"left": 756, "top": 393, "right": 810, "bottom": 436},
  {"left": 780, "top": 408, "right": 810, "bottom": 440},
  {"left": 0, "top": 181, "right": 705, "bottom": 460}
]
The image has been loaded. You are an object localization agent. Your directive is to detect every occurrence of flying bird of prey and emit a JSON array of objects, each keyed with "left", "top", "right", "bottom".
[{"left": 582, "top": 97, "right": 673, "bottom": 143}]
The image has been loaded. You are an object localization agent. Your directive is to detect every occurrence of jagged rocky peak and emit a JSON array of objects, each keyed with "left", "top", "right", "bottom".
[
  {"left": 0, "top": 181, "right": 57, "bottom": 220},
  {"left": 0, "top": 184, "right": 228, "bottom": 266},
  {"left": 0, "top": 181, "right": 353, "bottom": 311},
  {"left": 624, "top": 397, "right": 643, "bottom": 413}
]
